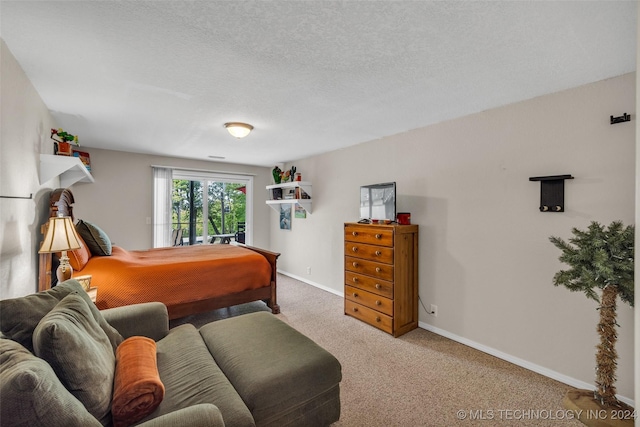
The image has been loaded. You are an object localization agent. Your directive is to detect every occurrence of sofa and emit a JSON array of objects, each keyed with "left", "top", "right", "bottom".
[{"left": 0, "top": 280, "right": 342, "bottom": 427}]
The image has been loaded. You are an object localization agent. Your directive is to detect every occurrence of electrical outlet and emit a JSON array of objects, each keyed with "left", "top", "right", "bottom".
[
  {"left": 430, "top": 304, "right": 438, "bottom": 317},
  {"left": 306, "top": 266, "right": 311, "bottom": 275}
]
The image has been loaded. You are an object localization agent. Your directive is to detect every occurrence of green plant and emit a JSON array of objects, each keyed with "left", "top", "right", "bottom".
[
  {"left": 272, "top": 166, "right": 282, "bottom": 184},
  {"left": 550, "top": 221, "right": 634, "bottom": 407},
  {"left": 51, "top": 128, "right": 79, "bottom": 145}
]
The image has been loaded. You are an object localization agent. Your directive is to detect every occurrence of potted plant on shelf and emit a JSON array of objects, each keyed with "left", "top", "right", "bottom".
[
  {"left": 51, "top": 128, "right": 79, "bottom": 156},
  {"left": 549, "top": 221, "right": 634, "bottom": 427}
]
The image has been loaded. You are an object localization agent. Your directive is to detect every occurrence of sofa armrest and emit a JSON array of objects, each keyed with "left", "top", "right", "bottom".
[
  {"left": 135, "top": 404, "right": 225, "bottom": 427},
  {"left": 101, "top": 302, "right": 169, "bottom": 341}
]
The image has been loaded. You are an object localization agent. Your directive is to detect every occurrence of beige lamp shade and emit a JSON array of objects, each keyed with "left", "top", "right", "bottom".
[{"left": 38, "top": 216, "right": 82, "bottom": 253}]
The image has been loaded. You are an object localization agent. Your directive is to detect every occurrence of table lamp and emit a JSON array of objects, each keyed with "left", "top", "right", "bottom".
[{"left": 38, "top": 216, "right": 82, "bottom": 282}]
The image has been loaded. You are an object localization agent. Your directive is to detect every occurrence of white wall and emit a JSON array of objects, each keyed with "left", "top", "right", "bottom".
[
  {"left": 271, "top": 73, "right": 636, "bottom": 402},
  {"left": 0, "top": 39, "right": 59, "bottom": 299},
  {"left": 68, "top": 148, "right": 273, "bottom": 251}
]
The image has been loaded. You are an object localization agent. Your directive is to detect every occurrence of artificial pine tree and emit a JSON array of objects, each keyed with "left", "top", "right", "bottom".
[{"left": 550, "top": 221, "right": 634, "bottom": 418}]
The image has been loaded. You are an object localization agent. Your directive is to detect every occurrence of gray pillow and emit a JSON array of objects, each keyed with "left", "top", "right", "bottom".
[
  {"left": 76, "top": 220, "right": 112, "bottom": 256},
  {"left": 33, "top": 294, "right": 115, "bottom": 426},
  {"left": 0, "top": 338, "right": 101, "bottom": 427},
  {"left": 0, "top": 280, "right": 123, "bottom": 353}
]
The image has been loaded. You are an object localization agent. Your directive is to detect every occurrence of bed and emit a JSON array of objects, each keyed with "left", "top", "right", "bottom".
[{"left": 38, "top": 188, "right": 280, "bottom": 319}]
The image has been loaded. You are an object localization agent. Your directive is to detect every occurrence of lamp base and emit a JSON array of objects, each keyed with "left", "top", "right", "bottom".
[{"left": 56, "top": 264, "right": 73, "bottom": 283}]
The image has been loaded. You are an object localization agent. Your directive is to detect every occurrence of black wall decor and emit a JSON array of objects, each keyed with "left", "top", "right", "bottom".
[
  {"left": 610, "top": 113, "right": 631, "bottom": 125},
  {"left": 529, "top": 175, "right": 574, "bottom": 212}
]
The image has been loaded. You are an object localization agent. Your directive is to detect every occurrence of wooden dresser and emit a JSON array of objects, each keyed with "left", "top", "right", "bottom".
[{"left": 344, "top": 223, "right": 419, "bottom": 337}]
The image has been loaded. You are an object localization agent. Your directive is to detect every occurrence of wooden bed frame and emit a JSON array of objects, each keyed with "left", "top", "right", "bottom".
[{"left": 38, "top": 188, "right": 281, "bottom": 318}]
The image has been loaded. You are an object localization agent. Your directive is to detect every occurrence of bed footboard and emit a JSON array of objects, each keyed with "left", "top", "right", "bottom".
[{"left": 242, "top": 245, "right": 281, "bottom": 315}]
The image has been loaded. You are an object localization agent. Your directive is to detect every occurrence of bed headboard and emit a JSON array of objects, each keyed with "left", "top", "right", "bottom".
[
  {"left": 38, "top": 188, "right": 75, "bottom": 291},
  {"left": 48, "top": 188, "right": 75, "bottom": 219}
]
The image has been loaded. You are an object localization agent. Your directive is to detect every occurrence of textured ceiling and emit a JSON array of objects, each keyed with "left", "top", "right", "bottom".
[{"left": 1, "top": 1, "right": 637, "bottom": 167}]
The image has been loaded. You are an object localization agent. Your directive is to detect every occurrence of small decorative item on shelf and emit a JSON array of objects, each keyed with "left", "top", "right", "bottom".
[
  {"left": 272, "top": 166, "right": 282, "bottom": 184},
  {"left": 51, "top": 128, "right": 79, "bottom": 156},
  {"left": 272, "top": 165, "right": 298, "bottom": 183},
  {"left": 72, "top": 150, "right": 91, "bottom": 172}
]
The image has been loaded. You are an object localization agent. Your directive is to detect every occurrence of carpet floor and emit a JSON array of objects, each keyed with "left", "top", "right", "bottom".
[{"left": 170, "top": 274, "right": 584, "bottom": 427}]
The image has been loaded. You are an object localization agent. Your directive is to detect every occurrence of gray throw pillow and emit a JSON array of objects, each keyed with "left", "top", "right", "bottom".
[
  {"left": 75, "top": 220, "right": 112, "bottom": 256},
  {"left": 0, "top": 338, "right": 101, "bottom": 427},
  {"left": 33, "top": 294, "right": 115, "bottom": 426},
  {"left": 0, "top": 280, "right": 123, "bottom": 353}
]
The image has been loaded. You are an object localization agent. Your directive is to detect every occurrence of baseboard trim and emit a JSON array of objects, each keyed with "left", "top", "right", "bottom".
[
  {"left": 278, "top": 270, "right": 634, "bottom": 408},
  {"left": 419, "top": 321, "right": 634, "bottom": 408},
  {"left": 278, "top": 270, "right": 344, "bottom": 297}
]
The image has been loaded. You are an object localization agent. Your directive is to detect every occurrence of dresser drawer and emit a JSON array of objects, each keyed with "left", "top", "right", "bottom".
[
  {"left": 345, "top": 285, "right": 393, "bottom": 316},
  {"left": 345, "top": 300, "right": 393, "bottom": 334},
  {"left": 344, "top": 242, "right": 393, "bottom": 264},
  {"left": 344, "top": 225, "right": 393, "bottom": 247},
  {"left": 345, "top": 256, "right": 394, "bottom": 282},
  {"left": 345, "top": 271, "right": 393, "bottom": 298}
]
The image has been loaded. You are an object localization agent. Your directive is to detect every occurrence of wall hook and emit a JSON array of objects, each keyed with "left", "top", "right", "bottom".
[
  {"left": 610, "top": 113, "right": 631, "bottom": 125},
  {"left": 529, "top": 175, "right": 573, "bottom": 212}
]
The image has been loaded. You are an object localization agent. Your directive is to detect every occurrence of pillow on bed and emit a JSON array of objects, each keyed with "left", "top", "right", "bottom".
[
  {"left": 67, "top": 233, "right": 92, "bottom": 271},
  {"left": 76, "top": 220, "right": 112, "bottom": 256}
]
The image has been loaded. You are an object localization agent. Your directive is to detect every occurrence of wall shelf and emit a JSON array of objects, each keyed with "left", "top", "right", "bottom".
[
  {"left": 266, "top": 181, "right": 312, "bottom": 213},
  {"left": 529, "top": 174, "right": 573, "bottom": 212},
  {"left": 40, "top": 154, "right": 94, "bottom": 187}
]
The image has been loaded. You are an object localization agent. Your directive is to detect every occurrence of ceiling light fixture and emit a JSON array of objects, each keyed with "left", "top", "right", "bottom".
[{"left": 224, "top": 122, "right": 253, "bottom": 138}]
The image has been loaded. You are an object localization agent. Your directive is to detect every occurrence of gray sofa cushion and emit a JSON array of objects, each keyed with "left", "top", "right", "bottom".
[
  {"left": 0, "top": 280, "right": 123, "bottom": 353},
  {"left": 0, "top": 338, "right": 101, "bottom": 427},
  {"left": 199, "top": 312, "right": 342, "bottom": 426},
  {"left": 33, "top": 293, "right": 114, "bottom": 426},
  {"left": 141, "top": 323, "right": 255, "bottom": 427}
]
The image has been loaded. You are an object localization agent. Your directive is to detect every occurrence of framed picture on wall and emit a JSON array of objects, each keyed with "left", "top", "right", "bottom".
[
  {"left": 280, "top": 204, "right": 291, "bottom": 230},
  {"left": 295, "top": 205, "right": 306, "bottom": 219}
]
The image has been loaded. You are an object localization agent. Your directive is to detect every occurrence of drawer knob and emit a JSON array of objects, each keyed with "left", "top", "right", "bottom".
[
  {"left": 375, "top": 233, "right": 382, "bottom": 239},
  {"left": 352, "top": 277, "right": 359, "bottom": 282},
  {"left": 375, "top": 250, "right": 382, "bottom": 256},
  {"left": 352, "top": 262, "right": 359, "bottom": 268},
  {"left": 375, "top": 300, "right": 381, "bottom": 306},
  {"left": 375, "top": 283, "right": 381, "bottom": 289},
  {"left": 375, "top": 316, "right": 381, "bottom": 322},
  {"left": 352, "top": 247, "right": 358, "bottom": 252},
  {"left": 353, "top": 307, "right": 359, "bottom": 312},
  {"left": 376, "top": 267, "right": 382, "bottom": 273},
  {"left": 353, "top": 292, "right": 359, "bottom": 298},
  {"left": 352, "top": 231, "right": 358, "bottom": 236}
]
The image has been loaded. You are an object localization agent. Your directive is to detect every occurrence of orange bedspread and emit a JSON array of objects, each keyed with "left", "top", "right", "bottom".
[{"left": 81, "top": 245, "right": 272, "bottom": 312}]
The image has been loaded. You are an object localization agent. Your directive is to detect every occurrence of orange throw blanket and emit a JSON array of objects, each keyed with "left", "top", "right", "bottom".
[{"left": 112, "top": 337, "right": 164, "bottom": 427}]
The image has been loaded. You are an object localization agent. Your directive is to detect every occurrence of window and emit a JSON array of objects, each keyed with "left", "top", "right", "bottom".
[{"left": 153, "top": 167, "right": 253, "bottom": 247}]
